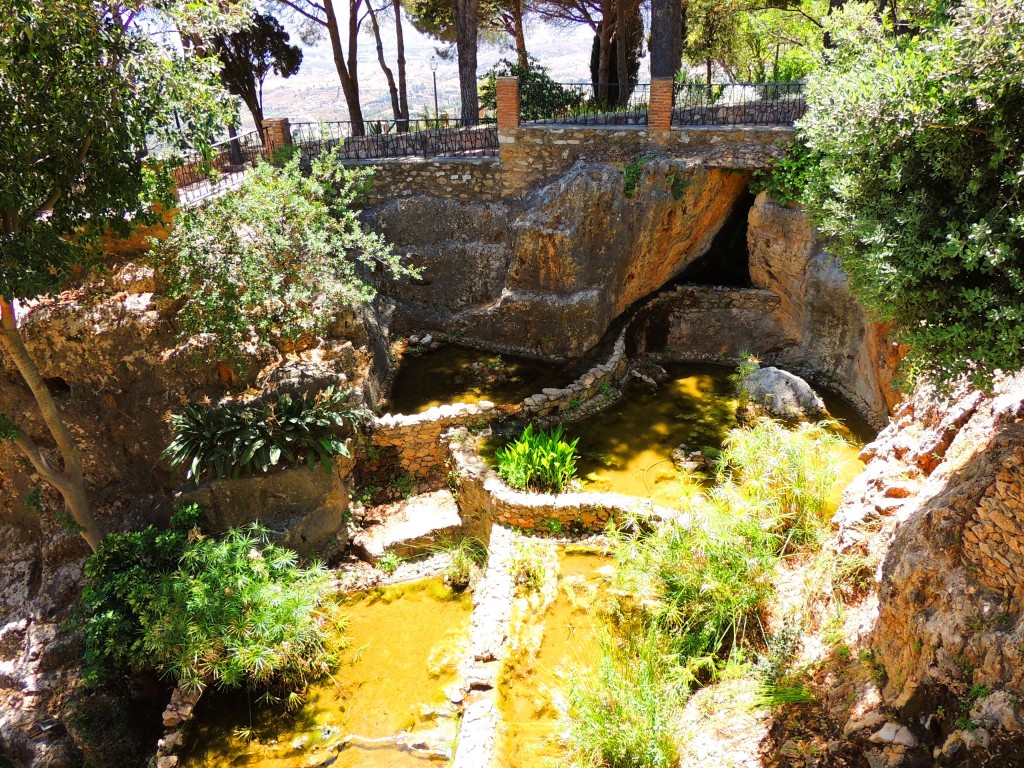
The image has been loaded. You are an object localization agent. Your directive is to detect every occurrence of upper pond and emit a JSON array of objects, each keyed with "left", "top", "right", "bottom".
[
  {"left": 386, "top": 345, "right": 573, "bottom": 415},
  {"left": 179, "top": 577, "right": 472, "bottom": 768}
]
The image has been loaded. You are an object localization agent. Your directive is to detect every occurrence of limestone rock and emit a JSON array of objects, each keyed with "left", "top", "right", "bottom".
[{"left": 740, "top": 366, "right": 826, "bottom": 420}]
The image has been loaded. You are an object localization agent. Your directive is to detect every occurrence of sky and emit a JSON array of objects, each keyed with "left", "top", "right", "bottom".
[{"left": 246, "top": 7, "right": 651, "bottom": 128}]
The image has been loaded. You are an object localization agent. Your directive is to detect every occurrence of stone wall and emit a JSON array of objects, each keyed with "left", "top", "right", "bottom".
[
  {"left": 520, "top": 333, "right": 630, "bottom": 417},
  {"left": 350, "top": 157, "right": 502, "bottom": 205},
  {"left": 372, "top": 402, "right": 495, "bottom": 484},
  {"left": 499, "top": 124, "right": 790, "bottom": 196},
  {"left": 444, "top": 428, "right": 676, "bottom": 531},
  {"left": 962, "top": 445, "right": 1024, "bottom": 591}
]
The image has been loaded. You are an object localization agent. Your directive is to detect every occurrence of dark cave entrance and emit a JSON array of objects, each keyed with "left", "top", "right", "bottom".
[{"left": 675, "top": 188, "right": 756, "bottom": 288}]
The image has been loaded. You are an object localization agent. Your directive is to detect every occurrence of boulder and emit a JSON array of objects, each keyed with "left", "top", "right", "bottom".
[{"left": 740, "top": 366, "right": 826, "bottom": 420}]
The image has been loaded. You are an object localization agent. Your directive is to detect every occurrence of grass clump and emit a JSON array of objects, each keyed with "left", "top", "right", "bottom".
[
  {"left": 560, "top": 418, "right": 848, "bottom": 766},
  {"left": 562, "top": 625, "right": 687, "bottom": 768},
  {"left": 441, "top": 537, "right": 488, "bottom": 591},
  {"left": 496, "top": 424, "right": 580, "bottom": 493},
  {"left": 164, "top": 387, "right": 367, "bottom": 484}
]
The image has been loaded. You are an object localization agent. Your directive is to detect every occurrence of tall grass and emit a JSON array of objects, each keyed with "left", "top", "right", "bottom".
[
  {"left": 561, "top": 418, "right": 848, "bottom": 767},
  {"left": 562, "top": 625, "right": 687, "bottom": 768}
]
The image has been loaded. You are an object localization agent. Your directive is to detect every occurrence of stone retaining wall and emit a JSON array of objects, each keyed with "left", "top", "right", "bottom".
[
  {"left": 520, "top": 333, "right": 630, "bottom": 418},
  {"left": 963, "top": 444, "right": 1024, "bottom": 591},
  {"left": 372, "top": 402, "right": 495, "bottom": 484},
  {"left": 349, "top": 157, "right": 502, "bottom": 205},
  {"left": 444, "top": 427, "right": 676, "bottom": 531},
  {"left": 500, "top": 124, "right": 790, "bottom": 196}
]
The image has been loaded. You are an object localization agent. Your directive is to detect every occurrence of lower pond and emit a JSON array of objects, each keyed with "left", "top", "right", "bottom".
[
  {"left": 497, "top": 549, "right": 611, "bottom": 768},
  {"left": 179, "top": 578, "right": 472, "bottom": 768}
]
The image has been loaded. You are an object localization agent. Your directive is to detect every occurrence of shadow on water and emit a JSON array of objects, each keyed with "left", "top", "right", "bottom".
[{"left": 386, "top": 345, "right": 574, "bottom": 415}]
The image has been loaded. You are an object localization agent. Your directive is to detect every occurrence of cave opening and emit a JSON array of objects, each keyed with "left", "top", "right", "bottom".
[{"left": 675, "top": 188, "right": 756, "bottom": 287}]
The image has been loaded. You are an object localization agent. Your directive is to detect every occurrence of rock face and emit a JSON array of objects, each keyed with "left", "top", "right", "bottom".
[
  {"left": 741, "top": 366, "right": 826, "bottom": 420},
  {"left": 376, "top": 157, "right": 750, "bottom": 358},
  {"left": 175, "top": 454, "right": 355, "bottom": 557},
  {"left": 747, "top": 193, "right": 903, "bottom": 423},
  {"left": 832, "top": 374, "right": 1024, "bottom": 763},
  {"left": 0, "top": 262, "right": 392, "bottom": 766}
]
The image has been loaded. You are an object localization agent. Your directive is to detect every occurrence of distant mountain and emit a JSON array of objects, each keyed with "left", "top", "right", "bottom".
[{"left": 243, "top": 15, "right": 650, "bottom": 129}]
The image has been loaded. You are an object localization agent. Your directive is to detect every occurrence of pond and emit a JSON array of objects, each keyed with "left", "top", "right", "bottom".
[
  {"left": 568, "top": 364, "right": 873, "bottom": 510},
  {"left": 386, "top": 345, "right": 573, "bottom": 415},
  {"left": 496, "top": 549, "right": 611, "bottom": 768},
  {"left": 179, "top": 577, "right": 473, "bottom": 768}
]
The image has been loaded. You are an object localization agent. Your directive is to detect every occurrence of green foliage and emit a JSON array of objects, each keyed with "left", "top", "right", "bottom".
[
  {"left": 0, "top": 0, "right": 243, "bottom": 300},
  {"left": 729, "top": 351, "right": 761, "bottom": 402},
  {"left": 753, "top": 683, "right": 816, "bottom": 707},
  {"left": 213, "top": 11, "right": 302, "bottom": 130},
  {"left": 141, "top": 524, "right": 344, "bottom": 700},
  {"left": 441, "top": 537, "right": 487, "bottom": 591},
  {"left": 0, "top": 412, "right": 17, "bottom": 442},
  {"left": 76, "top": 505, "right": 202, "bottom": 686},
  {"left": 714, "top": 419, "right": 844, "bottom": 548},
  {"left": 562, "top": 625, "right": 687, "bottom": 768},
  {"left": 164, "top": 388, "right": 366, "bottom": 484},
  {"left": 155, "top": 150, "right": 417, "bottom": 364},
  {"left": 623, "top": 154, "right": 656, "bottom": 198},
  {"left": 509, "top": 539, "right": 550, "bottom": 593},
  {"left": 495, "top": 424, "right": 580, "bottom": 493},
  {"left": 750, "top": 140, "right": 821, "bottom": 207},
  {"left": 377, "top": 552, "right": 404, "bottom": 575},
  {"left": 799, "top": 1, "right": 1024, "bottom": 388},
  {"left": 478, "top": 57, "right": 582, "bottom": 121}
]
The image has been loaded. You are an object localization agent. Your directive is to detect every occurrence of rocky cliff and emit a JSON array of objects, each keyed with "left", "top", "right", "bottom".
[
  {"left": 816, "top": 375, "right": 1024, "bottom": 766},
  {"left": 375, "top": 156, "right": 750, "bottom": 358}
]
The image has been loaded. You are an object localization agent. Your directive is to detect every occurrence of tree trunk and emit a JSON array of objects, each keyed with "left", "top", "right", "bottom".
[
  {"left": 0, "top": 296, "right": 102, "bottom": 552},
  {"left": 597, "top": 16, "right": 612, "bottom": 103},
  {"left": 650, "top": 0, "right": 681, "bottom": 78},
  {"left": 616, "top": 0, "right": 629, "bottom": 105},
  {"left": 511, "top": 0, "right": 528, "bottom": 67},
  {"left": 393, "top": 0, "right": 410, "bottom": 131},
  {"left": 324, "top": 0, "right": 365, "bottom": 135},
  {"left": 367, "top": 2, "right": 402, "bottom": 126},
  {"left": 451, "top": 0, "right": 481, "bottom": 124}
]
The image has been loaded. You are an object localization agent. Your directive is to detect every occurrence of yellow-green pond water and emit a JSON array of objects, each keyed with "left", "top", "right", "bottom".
[{"left": 180, "top": 578, "right": 472, "bottom": 768}]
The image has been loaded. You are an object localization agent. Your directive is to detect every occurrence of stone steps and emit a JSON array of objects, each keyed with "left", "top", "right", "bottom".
[{"left": 351, "top": 489, "right": 464, "bottom": 564}]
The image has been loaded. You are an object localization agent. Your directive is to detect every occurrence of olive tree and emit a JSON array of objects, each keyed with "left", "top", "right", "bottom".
[
  {"left": 0, "top": 0, "right": 246, "bottom": 551},
  {"left": 798, "top": 0, "right": 1024, "bottom": 389}
]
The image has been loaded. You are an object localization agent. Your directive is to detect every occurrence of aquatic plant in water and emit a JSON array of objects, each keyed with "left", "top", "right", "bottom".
[{"left": 496, "top": 424, "right": 580, "bottom": 493}]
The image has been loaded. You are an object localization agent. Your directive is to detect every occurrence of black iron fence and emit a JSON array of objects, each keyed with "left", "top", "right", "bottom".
[
  {"left": 672, "top": 81, "right": 805, "bottom": 126},
  {"left": 171, "top": 129, "right": 267, "bottom": 206},
  {"left": 289, "top": 118, "right": 498, "bottom": 162},
  {"left": 524, "top": 83, "right": 650, "bottom": 126}
]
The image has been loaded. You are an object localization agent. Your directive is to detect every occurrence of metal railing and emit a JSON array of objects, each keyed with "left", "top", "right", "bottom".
[
  {"left": 289, "top": 119, "right": 498, "bottom": 162},
  {"left": 524, "top": 83, "right": 649, "bottom": 126},
  {"left": 171, "top": 129, "right": 268, "bottom": 205},
  {"left": 672, "top": 81, "right": 805, "bottom": 126}
]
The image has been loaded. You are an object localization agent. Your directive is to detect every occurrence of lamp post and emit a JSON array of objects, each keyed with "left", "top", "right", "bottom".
[{"left": 429, "top": 56, "right": 439, "bottom": 125}]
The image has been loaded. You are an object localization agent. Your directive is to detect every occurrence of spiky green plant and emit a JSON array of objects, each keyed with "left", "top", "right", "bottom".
[
  {"left": 495, "top": 424, "right": 580, "bottom": 493},
  {"left": 164, "top": 387, "right": 367, "bottom": 484}
]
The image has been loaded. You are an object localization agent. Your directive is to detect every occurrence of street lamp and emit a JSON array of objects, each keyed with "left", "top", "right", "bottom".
[{"left": 429, "top": 56, "right": 439, "bottom": 125}]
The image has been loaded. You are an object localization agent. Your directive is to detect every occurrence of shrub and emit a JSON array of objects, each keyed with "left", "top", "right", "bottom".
[
  {"left": 77, "top": 506, "right": 344, "bottom": 706},
  {"left": 562, "top": 624, "right": 687, "bottom": 768},
  {"left": 76, "top": 505, "right": 202, "bottom": 686},
  {"left": 749, "top": 139, "right": 820, "bottom": 207},
  {"left": 141, "top": 524, "right": 344, "bottom": 703},
  {"left": 798, "top": 1, "right": 1024, "bottom": 388},
  {"left": 478, "top": 56, "right": 582, "bottom": 121},
  {"left": 441, "top": 537, "right": 487, "bottom": 591},
  {"left": 495, "top": 424, "right": 579, "bottom": 493},
  {"left": 164, "top": 387, "right": 367, "bottom": 484},
  {"left": 155, "top": 147, "right": 417, "bottom": 365}
]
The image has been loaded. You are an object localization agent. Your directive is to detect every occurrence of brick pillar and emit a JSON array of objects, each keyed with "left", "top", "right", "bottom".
[
  {"left": 648, "top": 77, "right": 675, "bottom": 138},
  {"left": 496, "top": 77, "right": 520, "bottom": 133},
  {"left": 262, "top": 117, "right": 292, "bottom": 155}
]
